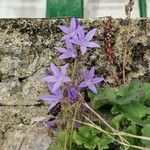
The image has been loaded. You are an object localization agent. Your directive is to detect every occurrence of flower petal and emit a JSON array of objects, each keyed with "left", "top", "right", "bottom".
[
  {"left": 89, "top": 67, "right": 95, "bottom": 79},
  {"left": 85, "top": 28, "right": 97, "bottom": 41},
  {"left": 43, "top": 120, "right": 56, "bottom": 128},
  {"left": 63, "top": 76, "right": 71, "bottom": 83},
  {"left": 58, "top": 25, "right": 69, "bottom": 34},
  {"left": 86, "top": 42, "right": 100, "bottom": 48},
  {"left": 93, "top": 77, "right": 104, "bottom": 84},
  {"left": 55, "top": 89, "right": 64, "bottom": 99},
  {"left": 82, "top": 70, "right": 88, "bottom": 80},
  {"left": 40, "top": 95, "right": 57, "bottom": 105},
  {"left": 48, "top": 101, "right": 59, "bottom": 112},
  {"left": 72, "top": 34, "right": 79, "bottom": 43},
  {"left": 52, "top": 81, "right": 62, "bottom": 92},
  {"left": 88, "top": 84, "right": 97, "bottom": 93},
  {"left": 58, "top": 53, "right": 71, "bottom": 60},
  {"left": 70, "top": 17, "right": 76, "bottom": 31},
  {"left": 79, "top": 81, "right": 87, "bottom": 88},
  {"left": 61, "top": 64, "right": 68, "bottom": 76},
  {"left": 66, "top": 41, "right": 73, "bottom": 50},
  {"left": 80, "top": 45, "right": 87, "bottom": 54},
  {"left": 42, "top": 76, "right": 57, "bottom": 83},
  {"left": 55, "top": 47, "right": 68, "bottom": 53},
  {"left": 74, "top": 122, "right": 81, "bottom": 129},
  {"left": 62, "top": 34, "right": 73, "bottom": 40},
  {"left": 47, "top": 83, "right": 53, "bottom": 91},
  {"left": 68, "top": 86, "right": 78, "bottom": 101},
  {"left": 78, "top": 26, "right": 85, "bottom": 40},
  {"left": 50, "top": 63, "right": 60, "bottom": 76},
  {"left": 69, "top": 39, "right": 80, "bottom": 45}
]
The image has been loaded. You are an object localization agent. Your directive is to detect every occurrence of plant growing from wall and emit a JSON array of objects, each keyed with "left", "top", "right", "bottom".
[{"left": 41, "top": 16, "right": 150, "bottom": 150}]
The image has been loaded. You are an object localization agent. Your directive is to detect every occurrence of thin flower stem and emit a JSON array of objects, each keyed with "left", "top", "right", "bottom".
[
  {"left": 123, "top": 44, "right": 129, "bottom": 83},
  {"left": 116, "top": 132, "right": 150, "bottom": 141},
  {"left": 64, "top": 109, "right": 69, "bottom": 150},
  {"left": 83, "top": 102, "right": 132, "bottom": 146},
  {"left": 83, "top": 102, "right": 150, "bottom": 142},
  {"left": 83, "top": 102, "right": 116, "bottom": 131},
  {"left": 123, "top": 9, "right": 132, "bottom": 83},
  {"left": 75, "top": 119, "right": 150, "bottom": 150},
  {"left": 83, "top": 115, "right": 130, "bottom": 147},
  {"left": 69, "top": 103, "right": 80, "bottom": 150}
]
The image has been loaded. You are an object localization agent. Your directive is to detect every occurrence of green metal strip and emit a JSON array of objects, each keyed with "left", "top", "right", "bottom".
[
  {"left": 46, "top": 0, "right": 83, "bottom": 18},
  {"left": 139, "top": 0, "right": 147, "bottom": 17}
]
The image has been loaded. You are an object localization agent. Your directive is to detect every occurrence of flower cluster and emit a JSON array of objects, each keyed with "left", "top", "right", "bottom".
[{"left": 41, "top": 18, "right": 104, "bottom": 127}]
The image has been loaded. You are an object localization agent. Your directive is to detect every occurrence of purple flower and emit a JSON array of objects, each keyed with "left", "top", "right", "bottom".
[
  {"left": 70, "top": 26, "right": 100, "bottom": 54},
  {"left": 40, "top": 88, "right": 63, "bottom": 111},
  {"left": 68, "top": 86, "right": 78, "bottom": 101},
  {"left": 55, "top": 41, "right": 77, "bottom": 59},
  {"left": 58, "top": 17, "right": 79, "bottom": 40},
  {"left": 74, "top": 121, "right": 81, "bottom": 129},
  {"left": 43, "top": 120, "right": 56, "bottom": 128},
  {"left": 42, "top": 63, "right": 71, "bottom": 92},
  {"left": 79, "top": 67, "right": 104, "bottom": 93}
]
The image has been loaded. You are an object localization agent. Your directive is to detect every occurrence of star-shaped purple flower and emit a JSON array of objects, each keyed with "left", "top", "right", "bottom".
[
  {"left": 43, "top": 120, "right": 56, "bottom": 128},
  {"left": 70, "top": 26, "right": 100, "bottom": 54},
  {"left": 42, "top": 63, "right": 71, "bottom": 92},
  {"left": 58, "top": 17, "right": 79, "bottom": 40},
  {"left": 79, "top": 67, "right": 104, "bottom": 93},
  {"left": 55, "top": 41, "right": 77, "bottom": 59},
  {"left": 40, "top": 88, "right": 63, "bottom": 111},
  {"left": 68, "top": 86, "right": 78, "bottom": 101}
]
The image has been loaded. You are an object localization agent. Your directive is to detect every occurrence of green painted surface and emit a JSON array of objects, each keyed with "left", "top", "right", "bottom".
[
  {"left": 139, "top": 0, "right": 147, "bottom": 17},
  {"left": 46, "top": 0, "right": 83, "bottom": 18}
]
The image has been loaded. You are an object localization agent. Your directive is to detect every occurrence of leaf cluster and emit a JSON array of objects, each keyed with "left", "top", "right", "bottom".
[
  {"left": 87, "top": 81, "right": 150, "bottom": 149},
  {"left": 50, "top": 81, "right": 150, "bottom": 150}
]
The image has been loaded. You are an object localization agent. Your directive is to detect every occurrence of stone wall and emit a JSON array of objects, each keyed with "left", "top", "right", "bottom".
[{"left": 0, "top": 18, "right": 150, "bottom": 150}]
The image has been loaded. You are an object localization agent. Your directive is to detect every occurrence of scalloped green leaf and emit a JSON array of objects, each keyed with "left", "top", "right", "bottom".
[
  {"left": 88, "top": 81, "right": 144, "bottom": 109},
  {"left": 110, "top": 114, "right": 124, "bottom": 129},
  {"left": 141, "top": 83, "right": 150, "bottom": 105},
  {"left": 141, "top": 125, "right": 150, "bottom": 147},
  {"left": 120, "top": 125, "right": 140, "bottom": 150},
  {"left": 115, "top": 81, "right": 141, "bottom": 105},
  {"left": 73, "top": 126, "right": 100, "bottom": 149},
  {"left": 97, "top": 134, "right": 112, "bottom": 150},
  {"left": 112, "top": 102, "right": 150, "bottom": 126},
  {"left": 88, "top": 87, "right": 116, "bottom": 109}
]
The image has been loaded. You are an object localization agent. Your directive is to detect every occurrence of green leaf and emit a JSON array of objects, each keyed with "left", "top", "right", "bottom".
[
  {"left": 115, "top": 81, "right": 141, "bottom": 105},
  {"left": 73, "top": 126, "right": 113, "bottom": 150},
  {"left": 112, "top": 102, "right": 150, "bottom": 126},
  {"left": 88, "top": 81, "right": 143, "bottom": 109},
  {"left": 141, "top": 83, "right": 150, "bottom": 105},
  {"left": 143, "top": 83, "right": 150, "bottom": 99},
  {"left": 124, "top": 125, "right": 139, "bottom": 143},
  {"left": 73, "top": 126, "right": 100, "bottom": 149},
  {"left": 141, "top": 125, "right": 150, "bottom": 147},
  {"left": 97, "top": 134, "right": 112, "bottom": 150},
  {"left": 50, "top": 131, "right": 69, "bottom": 150},
  {"left": 88, "top": 87, "right": 116, "bottom": 109},
  {"left": 120, "top": 125, "right": 140, "bottom": 150},
  {"left": 111, "top": 114, "right": 124, "bottom": 129}
]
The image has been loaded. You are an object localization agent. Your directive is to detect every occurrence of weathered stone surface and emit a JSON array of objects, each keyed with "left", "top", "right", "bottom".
[
  {"left": 0, "top": 105, "right": 49, "bottom": 133},
  {"left": 1, "top": 124, "right": 52, "bottom": 150},
  {"left": 0, "top": 18, "right": 150, "bottom": 106}
]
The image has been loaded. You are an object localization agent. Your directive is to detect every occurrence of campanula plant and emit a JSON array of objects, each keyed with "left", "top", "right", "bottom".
[
  {"left": 41, "top": 1, "right": 150, "bottom": 149},
  {"left": 41, "top": 17, "right": 103, "bottom": 113},
  {"left": 41, "top": 17, "right": 103, "bottom": 149}
]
